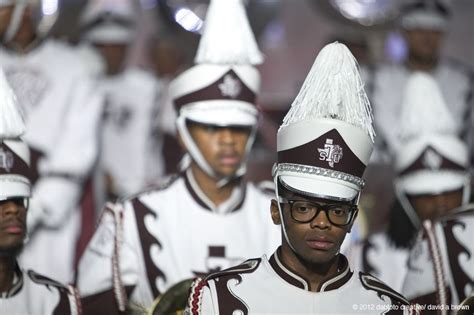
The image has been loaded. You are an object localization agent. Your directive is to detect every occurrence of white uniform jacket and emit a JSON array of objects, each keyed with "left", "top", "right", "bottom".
[
  {"left": 99, "top": 68, "right": 164, "bottom": 196},
  {"left": 402, "top": 205, "right": 474, "bottom": 308},
  {"left": 77, "top": 170, "right": 281, "bottom": 312},
  {"left": 188, "top": 248, "right": 416, "bottom": 314},
  {"left": 0, "top": 263, "right": 81, "bottom": 315}
]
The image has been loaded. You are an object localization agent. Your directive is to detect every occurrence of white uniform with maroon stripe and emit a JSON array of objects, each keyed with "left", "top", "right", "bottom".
[
  {"left": 99, "top": 68, "right": 163, "bottom": 196},
  {"left": 0, "top": 40, "right": 103, "bottom": 283},
  {"left": 77, "top": 169, "right": 280, "bottom": 311},
  {"left": 188, "top": 249, "right": 414, "bottom": 315},
  {"left": 371, "top": 61, "right": 473, "bottom": 158},
  {"left": 402, "top": 205, "right": 474, "bottom": 307},
  {"left": 0, "top": 263, "right": 81, "bottom": 315}
]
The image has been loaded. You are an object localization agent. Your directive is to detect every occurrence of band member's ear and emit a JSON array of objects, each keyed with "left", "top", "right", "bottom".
[{"left": 270, "top": 200, "right": 281, "bottom": 225}]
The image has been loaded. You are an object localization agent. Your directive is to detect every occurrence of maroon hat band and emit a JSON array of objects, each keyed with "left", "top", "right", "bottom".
[
  {"left": 278, "top": 129, "right": 366, "bottom": 178},
  {"left": 0, "top": 142, "right": 30, "bottom": 179},
  {"left": 173, "top": 70, "right": 256, "bottom": 112},
  {"left": 399, "top": 146, "right": 465, "bottom": 176}
]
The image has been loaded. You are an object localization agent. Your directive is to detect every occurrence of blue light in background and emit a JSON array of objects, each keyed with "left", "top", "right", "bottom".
[{"left": 385, "top": 31, "right": 407, "bottom": 62}]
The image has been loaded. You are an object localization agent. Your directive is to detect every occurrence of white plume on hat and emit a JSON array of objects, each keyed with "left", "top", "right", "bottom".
[
  {"left": 0, "top": 69, "right": 25, "bottom": 138},
  {"left": 0, "top": 67, "right": 30, "bottom": 199},
  {"left": 281, "top": 42, "right": 375, "bottom": 142},
  {"left": 398, "top": 72, "right": 456, "bottom": 141},
  {"left": 395, "top": 72, "right": 469, "bottom": 195},
  {"left": 275, "top": 42, "right": 374, "bottom": 203},
  {"left": 194, "top": 0, "right": 263, "bottom": 65}
]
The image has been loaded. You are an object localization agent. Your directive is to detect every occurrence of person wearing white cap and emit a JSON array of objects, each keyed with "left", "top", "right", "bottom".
[
  {"left": 76, "top": 0, "right": 280, "bottom": 313},
  {"left": 371, "top": 0, "right": 473, "bottom": 164},
  {"left": 354, "top": 72, "right": 471, "bottom": 295},
  {"left": 0, "top": 0, "right": 104, "bottom": 284},
  {"left": 186, "top": 42, "right": 414, "bottom": 315},
  {"left": 392, "top": 74, "right": 473, "bottom": 309},
  {"left": 0, "top": 68, "right": 81, "bottom": 315},
  {"left": 78, "top": 1, "right": 165, "bottom": 198}
]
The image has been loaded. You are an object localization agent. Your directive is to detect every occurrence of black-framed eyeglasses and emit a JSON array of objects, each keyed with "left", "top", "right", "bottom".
[{"left": 279, "top": 197, "right": 357, "bottom": 226}]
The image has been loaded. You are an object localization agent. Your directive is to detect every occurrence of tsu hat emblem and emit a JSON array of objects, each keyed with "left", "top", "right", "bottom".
[
  {"left": 0, "top": 148, "right": 14, "bottom": 172},
  {"left": 218, "top": 74, "right": 242, "bottom": 99},
  {"left": 317, "top": 138, "right": 343, "bottom": 168}
]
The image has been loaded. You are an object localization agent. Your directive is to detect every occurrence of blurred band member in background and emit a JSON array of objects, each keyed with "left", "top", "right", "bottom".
[
  {"left": 371, "top": 0, "right": 473, "bottom": 165},
  {"left": 353, "top": 73, "right": 471, "bottom": 293},
  {"left": 76, "top": 0, "right": 280, "bottom": 313},
  {"left": 0, "top": 68, "right": 81, "bottom": 315},
  {"left": 0, "top": 0, "right": 103, "bottom": 284},
  {"left": 79, "top": 0, "right": 165, "bottom": 199}
]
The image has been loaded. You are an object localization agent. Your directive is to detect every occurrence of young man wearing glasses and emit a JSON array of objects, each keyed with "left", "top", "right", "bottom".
[{"left": 186, "top": 43, "right": 414, "bottom": 314}]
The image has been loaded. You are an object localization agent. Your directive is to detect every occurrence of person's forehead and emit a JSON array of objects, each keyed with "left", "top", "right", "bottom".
[
  {"left": 408, "top": 188, "right": 462, "bottom": 201},
  {"left": 281, "top": 189, "right": 350, "bottom": 206}
]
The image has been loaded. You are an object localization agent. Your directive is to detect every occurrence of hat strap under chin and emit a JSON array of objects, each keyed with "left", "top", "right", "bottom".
[
  {"left": 273, "top": 175, "right": 297, "bottom": 253},
  {"left": 177, "top": 115, "right": 217, "bottom": 178},
  {"left": 4, "top": 3, "right": 26, "bottom": 43},
  {"left": 394, "top": 180, "right": 422, "bottom": 229}
]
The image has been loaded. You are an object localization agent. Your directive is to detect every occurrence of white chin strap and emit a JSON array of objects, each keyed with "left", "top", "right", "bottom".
[
  {"left": 394, "top": 180, "right": 422, "bottom": 230},
  {"left": 273, "top": 174, "right": 297, "bottom": 253},
  {"left": 4, "top": 3, "right": 27, "bottom": 43},
  {"left": 176, "top": 115, "right": 257, "bottom": 188},
  {"left": 462, "top": 176, "right": 471, "bottom": 205}
]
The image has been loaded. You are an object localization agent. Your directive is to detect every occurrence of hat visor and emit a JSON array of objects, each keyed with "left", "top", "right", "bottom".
[
  {"left": 181, "top": 100, "right": 257, "bottom": 127},
  {"left": 280, "top": 173, "right": 359, "bottom": 203},
  {"left": 399, "top": 171, "right": 466, "bottom": 195},
  {"left": 0, "top": 177, "right": 31, "bottom": 199},
  {"left": 82, "top": 27, "right": 133, "bottom": 44}
]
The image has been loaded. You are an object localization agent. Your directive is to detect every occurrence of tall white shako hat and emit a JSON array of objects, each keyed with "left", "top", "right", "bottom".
[
  {"left": 273, "top": 42, "right": 375, "bottom": 204},
  {"left": 394, "top": 72, "right": 470, "bottom": 225},
  {"left": 0, "top": 67, "right": 31, "bottom": 200},
  {"left": 79, "top": 0, "right": 137, "bottom": 44},
  {"left": 170, "top": 0, "right": 263, "bottom": 180},
  {"left": 400, "top": 0, "right": 451, "bottom": 31}
]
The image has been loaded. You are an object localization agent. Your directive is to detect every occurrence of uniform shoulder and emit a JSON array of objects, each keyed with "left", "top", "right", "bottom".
[
  {"left": 358, "top": 272, "right": 410, "bottom": 306},
  {"left": 27, "top": 269, "right": 69, "bottom": 291},
  {"left": 124, "top": 67, "right": 159, "bottom": 91},
  {"left": 374, "top": 62, "right": 402, "bottom": 75},
  {"left": 205, "top": 258, "right": 262, "bottom": 282},
  {"left": 251, "top": 180, "right": 275, "bottom": 197},
  {"left": 27, "top": 270, "right": 80, "bottom": 314},
  {"left": 119, "top": 173, "right": 181, "bottom": 202},
  {"left": 186, "top": 259, "right": 262, "bottom": 314}
]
